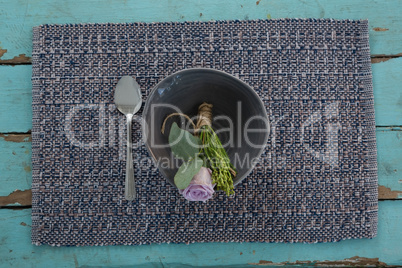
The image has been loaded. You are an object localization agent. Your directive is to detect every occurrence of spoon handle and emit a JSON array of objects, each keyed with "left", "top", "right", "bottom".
[{"left": 125, "top": 113, "right": 136, "bottom": 200}]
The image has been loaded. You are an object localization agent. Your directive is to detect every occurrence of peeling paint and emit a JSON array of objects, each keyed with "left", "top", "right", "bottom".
[
  {"left": 378, "top": 185, "right": 402, "bottom": 199},
  {"left": 23, "top": 165, "right": 31, "bottom": 172},
  {"left": 0, "top": 189, "right": 32, "bottom": 206},
  {"left": 0, "top": 134, "right": 31, "bottom": 143},
  {"left": 0, "top": 48, "right": 7, "bottom": 58},
  {"left": 249, "top": 256, "right": 391, "bottom": 267},
  {"left": 199, "top": 12, "right": 203, "bottom": 17},
  {"left": 371, "top": 53, "right": 402, "bottom": 64},
  {"left": 371, "top": 57, "right": 392, "bottom": 64},
  {"left": 253, "top": 260, "right": 273, "bottom": 265},
  {"left": 0, "top": 54, "right": 32, "bottom": 64},
  {"left": 20, "top": 222, "right": 31, "bottom": 227},
  {"left": 373, "top": 27, "right": 389, "bottom": 31},
  {"left": 256, "top": 0, "right": 261, "bottom": 5}
]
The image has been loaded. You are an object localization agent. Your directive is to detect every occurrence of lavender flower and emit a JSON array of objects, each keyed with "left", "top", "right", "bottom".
[{"left": 179, "top": 167, "right": 215, "bottom": 202}]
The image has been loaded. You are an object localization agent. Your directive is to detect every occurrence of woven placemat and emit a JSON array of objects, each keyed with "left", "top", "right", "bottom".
[{"left": 31, "top": 19, "right": 378, "bottom": 246}]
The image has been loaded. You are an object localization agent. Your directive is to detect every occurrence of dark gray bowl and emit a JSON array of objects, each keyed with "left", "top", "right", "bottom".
[{"left": 142, "top": 68, "right": 269, "bottom": 188}]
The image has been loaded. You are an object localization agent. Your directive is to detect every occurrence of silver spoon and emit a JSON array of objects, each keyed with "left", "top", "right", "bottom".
[{"left": 114, "top": 76, "right": 142, "bottom": 200}]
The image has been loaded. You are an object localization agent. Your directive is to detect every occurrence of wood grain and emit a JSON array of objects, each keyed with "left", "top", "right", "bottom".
[
  {"left": 0, "top": 201, "right": 400, "bottom": 266},
  {"left": 0, "top": 0, "right": 401, "bottom": 61}
]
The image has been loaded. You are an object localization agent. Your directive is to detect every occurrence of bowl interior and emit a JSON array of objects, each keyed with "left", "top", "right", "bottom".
[{"left": 143, "top": 68, "right": 269, "bottom": 187}]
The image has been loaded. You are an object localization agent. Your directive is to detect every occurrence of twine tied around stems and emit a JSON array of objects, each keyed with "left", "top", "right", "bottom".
[
  {"left": 161, "top": 102, "right": 213, "bottom": 135},
  {"left": 195, "top": 102, "right": 213, "bottom": 130}
]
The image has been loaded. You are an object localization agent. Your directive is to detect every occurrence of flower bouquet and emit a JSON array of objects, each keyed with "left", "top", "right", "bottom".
[{"left": 162, "top": 103, "right": 237, "bottom": 202}]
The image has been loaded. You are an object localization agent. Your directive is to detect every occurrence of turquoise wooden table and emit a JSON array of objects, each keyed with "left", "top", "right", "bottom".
[{"left": 1, "top": 0, "right": 401, "bottom": 267}]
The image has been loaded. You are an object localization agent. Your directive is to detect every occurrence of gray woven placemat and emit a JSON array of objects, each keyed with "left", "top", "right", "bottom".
[{"left": 31, "top": 19, "right": 378, "bottom": 246}]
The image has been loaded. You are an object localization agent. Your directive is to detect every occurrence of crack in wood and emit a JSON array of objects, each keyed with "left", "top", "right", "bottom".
[
  {"left": 1, "top": 205, "right": 32, "bottom": 210},
  {"left": 249, "top": 256, "right": 395, "bottom": 267},
  {"left": 377, "top": 126, "right": 402, "bottom": 131},
  {"left": 0, "top": 189, "right": 32, "bottom": 206},
  {"left": 373, "top": 27, "right": 389, "bottom": 32}
]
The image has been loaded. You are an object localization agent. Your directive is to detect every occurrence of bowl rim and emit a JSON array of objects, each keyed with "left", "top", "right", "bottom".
[{"left": 142, "top": 67, "right": 270, "bottom": 188}]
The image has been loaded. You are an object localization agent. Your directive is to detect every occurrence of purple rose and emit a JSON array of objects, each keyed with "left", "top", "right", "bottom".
[{"left": 179, "top": 167, "right": 215, "bottom": 202}]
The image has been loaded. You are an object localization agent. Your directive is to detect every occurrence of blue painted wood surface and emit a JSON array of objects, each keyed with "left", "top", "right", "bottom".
[
  {"left": 376, "top": 128, "right": 402, "bottom": 197},
  {"left": 0, "top": 135, "right": 31, "bottom": 197},
  {"left": 0, "top": 0, "right": 401, "bottom": 266},
  {"left": 372, "top": 58, "right": 402, "bottom": 126},
  {"left": 0, "top": 66, "right": 32, "bottom": 133},
  {"left": 0, "top": 0, "right": 401, "bottom": 59}
]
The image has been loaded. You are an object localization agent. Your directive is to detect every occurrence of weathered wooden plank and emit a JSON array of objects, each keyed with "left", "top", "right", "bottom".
[
  {"left": 0, "top": 127, "right": 401, "bottom": 201},
  {"left": 1, "top": 58, "right": 401, "bottom": 133},
  {"left": 377, "top": 127, "right": 402, "bottom": 199},
  {"left": 372, "top": 57, "right": 402, "bottom": 126},
  {"left": 0, "top": 135, "right": 31, "bottom": 198},
  {"left": 0, "top": 65, "right": 32, "bottom": 133},
  {"left": 0, "top": 201, "right": 400, "bottom": 266},
  {"left": 0, "top": 0, "right": 401, "bottom": 62}
]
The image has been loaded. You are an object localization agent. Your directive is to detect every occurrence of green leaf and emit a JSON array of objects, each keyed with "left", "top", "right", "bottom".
[
  {"left": 168, "top": 122, "right": 201, "bottom": 161},
  {"left": 174, "top": 157, "right": 203, "bottom": 190}
]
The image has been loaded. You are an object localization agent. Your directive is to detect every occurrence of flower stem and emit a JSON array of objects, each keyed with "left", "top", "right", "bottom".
[{"left": 199, "top": 125, "right": 236, "bottom": 196}]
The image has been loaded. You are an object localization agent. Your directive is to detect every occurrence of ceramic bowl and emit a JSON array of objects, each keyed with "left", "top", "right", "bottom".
[{"left": 142, "top": 68, "right": 269, "bottom": 188}]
